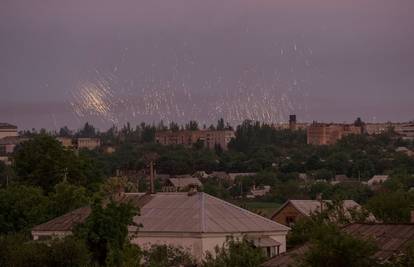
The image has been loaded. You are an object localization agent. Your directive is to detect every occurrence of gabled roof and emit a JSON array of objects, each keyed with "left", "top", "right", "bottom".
[
  {"left": 32, "top": 207, "right": 91, "bottom": 232},
  {"left": 32, "top": 192, "right": 289, "bottom": 235},
  {"left": 262, "top": 223, "right": 414, "bottom": 266},
  {"left": 133, "top": 192, "right": 289, "bottom": 233},
  {"left": 272, "top": 200, "right": 361, "bottom": 219},
  {"left": 168, "top": 177, "right": 202, "bottom": 188}
]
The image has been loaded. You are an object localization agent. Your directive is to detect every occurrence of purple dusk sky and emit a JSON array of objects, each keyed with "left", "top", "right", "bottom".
[{"left": 1, "top": 0, "right": 413, "bottom": 130}]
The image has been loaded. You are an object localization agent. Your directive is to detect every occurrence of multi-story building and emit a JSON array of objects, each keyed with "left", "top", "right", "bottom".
[
  {"left": 0, "top": 123, "right": 18, "bottom": 139},
  {"left": 364, "top": 123, "right": 393, "bottom": 135},
  {"left": 307, "top": 122, "right": 362, "bottom": 145},
  {"left": 56, "top": 137, "right": 73, "bottom": 148},
  {"left": 155, "top": 130, "right": 235, "bottom": 150},
  {"left": 76, "top": 138, "right": 101, "bottom": 150},
  {"left": 394, "top": 123, "right": 414, "bottom": 141}
]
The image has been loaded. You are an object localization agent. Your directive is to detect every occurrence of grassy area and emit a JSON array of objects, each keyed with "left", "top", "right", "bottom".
[{"left": 235, "top": 201, "right": 282, "bottom": 218}]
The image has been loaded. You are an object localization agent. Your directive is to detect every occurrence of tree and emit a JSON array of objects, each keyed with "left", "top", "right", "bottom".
[
  {"left": 14, "top": 135, "right": 70, "bottom": 191},
  {"left": 185, "top": 120, "right": 199, "bottom": 131},
  {"left": 203, "top": 237, "right": 265, "bottom": 267},
  {"left": 366, "top": 191, "right": 414, "bottom": 223},
  {"left": 0, "top": 185, "right": 49, "bottom": 234},
  {"left": 169, "top": 121, "right": 180, "bottom": 132},
  {"left": 143, "top": 244, "right": 196, "bottom": 267},
  {"left": 298, "top": 223, "right": 378, "bottom": 267},
  {"left": 59, "top": 126, "right": 72, "bottom": 137},
  {"left": 216, "top": 118, "right": 225, "bottom": 131},
  {"left": 47, "top": 182, "right": 89, "bottom": 218},
  {"left": 14, "top": 135, "right": 104, "bottom": 192},
  {"left": 77, "top": 122, "right": 97, "bottom": 138},
  {"left": 0, "top": 234, "right": 90, "bottom": 267},
  {"left": 74, "top": 198, "right": 138, "bottom": 266}
]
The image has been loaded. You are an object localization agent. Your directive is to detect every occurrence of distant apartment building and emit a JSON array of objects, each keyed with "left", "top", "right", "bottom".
[
  {"left": 272, "top": 115, "right": 309, "bottom": 131},
  {"left": 155, "top": 130, "right": 235, "bottom": 150},
  {"left": 307, "top": 122, "right": 362, "bottom": 145},
  {"left": 394, "top": 123, "right": 414, "bottom": 141},
  {"left": 364, "top": 123, "right": 393, "bottom": 135},
  {"left": 76, "top": 138, "right": 101, "bottom": 150},
  {"left": 56, "top": 137, "right": 73, "bottom": 148},
  {"left": 0, "top": 123, "right": 18, "bottom": 139}
]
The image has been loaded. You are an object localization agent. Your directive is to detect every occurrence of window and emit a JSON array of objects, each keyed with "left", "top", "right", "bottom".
[{"left": 286, "top": 216, "right": 296, "bottom": 226}]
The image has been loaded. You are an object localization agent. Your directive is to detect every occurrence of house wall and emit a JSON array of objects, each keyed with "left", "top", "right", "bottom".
[
  {"left": 131, "top": 232, "right": 288, "bottom": 262},
  {"left": 32, "top": 230, "right": 71, "bottom": 240},
  {"left": 272, "top": 202, "right": 306, "bottom": 226}
]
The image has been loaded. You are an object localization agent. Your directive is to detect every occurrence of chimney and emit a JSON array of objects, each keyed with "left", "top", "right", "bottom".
[
  {"left": 289, "top": 115, "right": 297, "bottom": 131},
  {"left": 149, "top": 160, "right": 155, "bottom": 194},
  {"left": 188, "top": 185, "right": 198, "bottom": 196},
  {"left": 316, "top": 193, "right": 323, "bottom": 213}
]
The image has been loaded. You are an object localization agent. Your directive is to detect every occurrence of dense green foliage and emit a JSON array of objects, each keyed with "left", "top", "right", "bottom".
[
  {"left": 203, "top": 237, "right": 265, "bottom": 267},
  {"left": 13, "top": 135, "right": 104, "bottom": 192},
  {"left": 74, "top": 199, "right": 138, "bottom": 266},
  {"left": 298, "top": 223, "right": 378, "bottom": 267}
]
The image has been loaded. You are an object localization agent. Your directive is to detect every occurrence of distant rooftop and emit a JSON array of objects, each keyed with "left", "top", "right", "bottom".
[
  {"left": 262, "top": 223, "right": 414, "bottom": 266},
  {"left": 0, "top": 123, "right": 17, "bottom": 130}
]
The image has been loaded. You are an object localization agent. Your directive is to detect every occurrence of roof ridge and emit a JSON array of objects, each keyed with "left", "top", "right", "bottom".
[
  {"left": 200, "top": 192, "right": 206, "bottom": 233},
  {"left": 202, "top": 192, "right": 290, "bottom": 231}
]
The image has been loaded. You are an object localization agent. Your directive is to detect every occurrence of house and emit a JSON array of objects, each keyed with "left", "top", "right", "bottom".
[
  {"left": 162, "top": 177, "right": 203, "bottom": 192},
  {"left": 193, "top": 171, "right": 209, "bottom": 178},
  {"left": 247, "top": 185, "right": 271, "bottom": 199},
  {"left": 76, "top": 138, "right": 101, "bottom": 150},
  {"left": 396, "top": 147, "right": 414, "bottom": 157},
  {"left": 271, "top": 200, "right": 362, "bottom": 227},
  {"left": 262, "top": 223, "right": 414, "bottom": 266},
  {"left": 0, "top": 123, "right": 18, "bottom": 139},
  {"left": 32, "top": 192, "right": 290, "bottom": 262},
  {"left": 367, "top": 175, "right": 389, "bottom": 187}
]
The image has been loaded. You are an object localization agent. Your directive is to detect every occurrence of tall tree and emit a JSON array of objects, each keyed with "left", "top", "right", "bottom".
[{"left": 74, "top": 198, "right": 138, "bottom": 266}]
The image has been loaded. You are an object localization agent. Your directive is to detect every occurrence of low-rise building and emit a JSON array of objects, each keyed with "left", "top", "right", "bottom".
[
  {"left": 396, "top": 147, "right": 414, "bottom": 157},
  {"left": 247, "top": 185, "right": 271, "bottom": 199},
  {"left": 262, "top": 223, "right": 414, "bottom": 267},
  {"left": 367, "top": 175, "right": 389, "bottom": 187},
  {"left": 155, "top": 130, "right": 235, "bottom": 150},
  {"left": 271, "top": 199, "right": 362, "bottom": 227},
  {"left": 32, "top": 192, "right": 290, "bottom": 262},
  {"left": 76, "top": 138, "right": 101, "bottom": 150},
  {"left": 0, "top": 123, "right": 18, "bottom": 139}
]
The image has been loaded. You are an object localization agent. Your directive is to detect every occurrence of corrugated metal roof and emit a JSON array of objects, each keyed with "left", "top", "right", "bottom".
[
  {"left": 262, "top": 223, "right": 414, "bottom": 267},
  {"left": 32, "top": 207, "right": 91, "bottom": 232},
  {"left": 33, "top": 192, "right": 289, "bottom": 235},
  {"left": 135, "top": 192, "right": 289, "bottom": 233}
]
